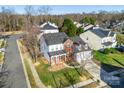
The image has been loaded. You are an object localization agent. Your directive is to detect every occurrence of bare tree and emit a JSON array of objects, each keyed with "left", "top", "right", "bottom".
[
  {"left": 38, "top": 6, "right": 52, "bottom": 23},
  {"left": 24, "top": 6, "right": 39, "bottom": 62}
]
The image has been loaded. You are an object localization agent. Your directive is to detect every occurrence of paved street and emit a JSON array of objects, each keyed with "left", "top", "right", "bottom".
[{"left": 3, "top": 35, "right": 27, "bottom": 88}]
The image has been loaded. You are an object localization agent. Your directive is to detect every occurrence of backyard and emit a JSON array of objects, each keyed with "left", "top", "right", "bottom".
[
  {"left": 35, "top": 57, "right": 93, "bottom": 88},
  {"left": 93, "top": 49, "right": 124, "bottom": 72}
]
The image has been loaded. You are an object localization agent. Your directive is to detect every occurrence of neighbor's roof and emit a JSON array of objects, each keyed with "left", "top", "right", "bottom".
[
  {"left": 40, "top": 22, "right": 58, "bottom": 30},
  {"left": 71, "top": 36, "right": 91, "bottom": 52},
  {"left": 91, "top": 28, "right": 115, "bottom": 38},
  {"left": 43, "top": 32, "right": 69, "bottom": 45},
  {"left": 102, "top": 41, "right": 113, "bottom": 46}
]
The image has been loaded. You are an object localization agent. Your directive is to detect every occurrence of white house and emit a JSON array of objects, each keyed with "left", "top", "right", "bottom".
[
  {"left": 80, "top": 28, "right": 117, "bottom": 50},
  {"left": 40, "top": 21, "right": 59, "bottom": 34},
  {"left": 40, "top": 32, "right": 72, "bottom": 65},
  {"left": 73, "top": 21, "right": 83, "bottom": 28},
  {"left": 71, "top": 36, "right": 92, "bottom": 63},
  {"left": 38, "top": 22, "right": 59, "bottom": 40}
]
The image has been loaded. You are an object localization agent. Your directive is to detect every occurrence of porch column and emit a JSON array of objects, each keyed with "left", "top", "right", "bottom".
[{"left": 59, "top": 55, "right": 61, "bottom": 63}]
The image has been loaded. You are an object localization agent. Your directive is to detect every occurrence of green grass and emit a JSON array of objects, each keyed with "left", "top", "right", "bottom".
[
  {"left": 93, "top": 49, "right": 124, "bottom": 72},
  {"left": 24, "top": 58, "right": 37, "bottom": 88},
  {"left": 0, "top": 52, "right": 4, "bottom": 62},
  {"left": 35, "top": 58, "right": 92, "bottom": 88},
  {"left": 0, "top": 39, "right": 6, "bottom": 48}
]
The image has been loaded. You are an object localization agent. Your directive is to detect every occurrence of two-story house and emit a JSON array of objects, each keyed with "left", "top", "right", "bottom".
[
  {"left": 80, "top": 28, "right": 117, "bottom": 50},
  {"left": 40, "top": 32, "right": 73, "bottom": 65},
  {"left": 71, "top": 36, "right": 92, "bottom": 63},
  {"left": 40, "top": 21, "right": 59, "bottom": 34},
  {"left": 38, "top": 21, "right": 59, "bottom": 40}
]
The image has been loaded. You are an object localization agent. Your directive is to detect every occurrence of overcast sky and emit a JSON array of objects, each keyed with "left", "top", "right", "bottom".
[{"left": 0, "top": 5, "right": 124, "bottom": 15}]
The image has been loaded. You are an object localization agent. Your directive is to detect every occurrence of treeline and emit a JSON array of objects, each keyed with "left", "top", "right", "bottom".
[{"left": 0, "top": 6, "right": 124, "bottom": 32}]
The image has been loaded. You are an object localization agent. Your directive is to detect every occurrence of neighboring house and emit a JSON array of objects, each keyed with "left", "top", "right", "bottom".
[
  {"left": 71, "top": 36, "right": 92, "bottom": 63},
  {"left": 83, "top": 24, "right": 94, "bottom": 31},
  {"left": 38, "top": 22, "right": 59, "bottom": 40},
  {"left": 40, "top": 32, "right": 73, "bottom": 65},
  {"left": 73, "top": 21, "right": 83, "bottom": 28},
  {"left": 80, "top": 28, "right": 117, "bottom": 50},
  {"left": 101, "top": 20, "right": 121, "bottom": 30},
  {"left": 40, "top": 21, "right": 59, "bottom": 34},
  {"left": 73, "top": 21, "right": 94, "bottom": 31}
]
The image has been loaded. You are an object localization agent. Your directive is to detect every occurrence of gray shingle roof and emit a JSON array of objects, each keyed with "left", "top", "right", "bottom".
[
  {"left": 102, "top": 41, "right": 113, "bottom": 46},
  {"left": 41, "top": 23, "right": 58, "bottom": 30},
  {"left": 43, "top": 32, "right": 69, "bottom": 45},
  {"left": 71, "top": 36, "right": 91, "bottom": 52},
  {"left": 91, "top": 28, "right": 115, "bottom": 38}
]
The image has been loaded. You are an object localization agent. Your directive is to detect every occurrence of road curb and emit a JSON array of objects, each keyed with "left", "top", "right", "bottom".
[{"left": 16, "top": 40, "right": 31, "bottom": 88}]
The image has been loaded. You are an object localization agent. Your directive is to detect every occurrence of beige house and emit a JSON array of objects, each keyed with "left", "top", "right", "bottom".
[{"left": 80, "top": 28, "right": 117, "bottom": 50}]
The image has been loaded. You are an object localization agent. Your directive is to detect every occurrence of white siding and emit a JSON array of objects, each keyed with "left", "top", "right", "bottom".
[
  {"left": 80, "top": 30, "right": 117, "bottom": 50},
  {"left": 41, "top": 29, "right": 59, "bottom": 34},
  {"left": 48, "top": 44, "right": 64, "bottom": 52},
  {"left": 74, "top": 51, "right": 92, "bottom": 64}
]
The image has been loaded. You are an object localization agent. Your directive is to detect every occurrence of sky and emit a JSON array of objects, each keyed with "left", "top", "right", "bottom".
[{"left": 0, "top": 5, "right": 124, "bottom": 15}]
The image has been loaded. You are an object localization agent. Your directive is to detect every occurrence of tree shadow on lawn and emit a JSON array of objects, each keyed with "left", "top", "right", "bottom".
[
  {"left": 113, "top": 58, "right": 124, "bottom": 67},
  {"left": 101, "top": 63, "right": 123, "bottom": 73}
]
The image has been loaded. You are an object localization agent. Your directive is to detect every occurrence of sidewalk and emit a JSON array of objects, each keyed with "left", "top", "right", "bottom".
[
  {"left": 67, "top": 79, "right": 94, "bottom": 88},
  {"left": 23, "top": 53, "right": 45, "bottom": 88}
]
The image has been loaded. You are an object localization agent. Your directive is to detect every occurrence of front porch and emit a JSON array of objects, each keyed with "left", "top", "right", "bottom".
[{"left": 49, "top": 50, "right": 67, "bottom": 65}]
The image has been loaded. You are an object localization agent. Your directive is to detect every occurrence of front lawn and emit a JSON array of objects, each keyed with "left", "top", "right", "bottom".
[
  {"left": 35, "top": 58, "right": 92, "bottom": 88},
  {"left": 93, "top": 49, "right": 124, "bottom": 72},
  {"left": 0, "top": 52, "right": 4, "bottom": 63},
  {"left": 0, "top": 39, "right": 6, "bottom": 48}
]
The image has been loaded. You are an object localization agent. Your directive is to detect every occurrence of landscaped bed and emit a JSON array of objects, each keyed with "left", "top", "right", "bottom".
[
  {"left": 93, "top": 49, "right": 124, "bottom": 72},
  {"left": 35, "top": 58, "right": 93, "bottom": 88}
]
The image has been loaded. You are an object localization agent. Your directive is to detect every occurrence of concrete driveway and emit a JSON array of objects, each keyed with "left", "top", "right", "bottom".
[
  {"left": 84, "top": 60, "right": 108, "bottom": 87},
  {"left": 3, "top": 34, "right": 27, "bottom": 88}
]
